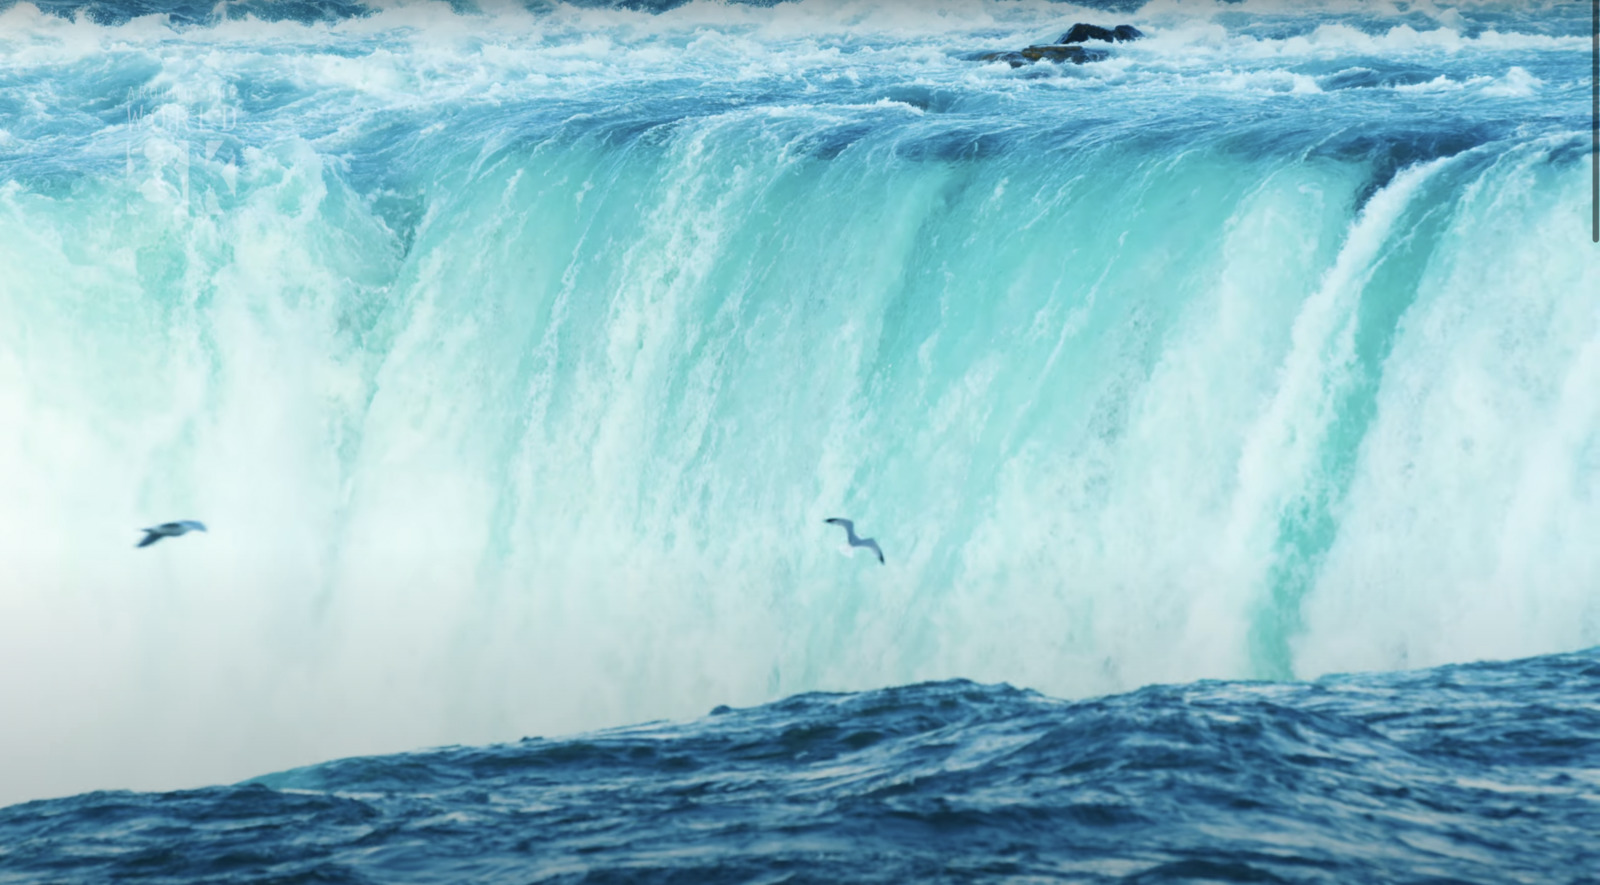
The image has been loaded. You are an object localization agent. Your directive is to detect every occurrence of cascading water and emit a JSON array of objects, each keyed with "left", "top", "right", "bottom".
[{"left": 0, "top": 0, "right": 1595, "bottom": 810}]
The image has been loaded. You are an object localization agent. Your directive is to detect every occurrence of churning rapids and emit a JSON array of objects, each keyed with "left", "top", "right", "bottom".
[{"left": 0, "top": 0, "right": 1596, "bottom": 878}]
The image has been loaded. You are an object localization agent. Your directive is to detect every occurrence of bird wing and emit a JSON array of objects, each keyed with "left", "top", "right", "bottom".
[
  {"left": 863, "top": 538, "right": 884, "bottom": 564},
  {"left": 824, "top": 517, "right": 853, "bottom": 530},
  {"left": 136, "top": 531, "right": 163, "bottom": 548}
]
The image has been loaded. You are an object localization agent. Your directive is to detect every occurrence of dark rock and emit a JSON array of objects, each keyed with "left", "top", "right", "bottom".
[
  {"left": 965, "top": 23, "right": 1133, "bottom": 69},
  {"left": 969, "top": 49, "right": 1031, "bottom": 68},
  {"left": 1058, "top": 23, "right": 1145, "bottom": 44},
  {"left": 968, "top": 45, "right": 1108, "bottom": 67},
  {"left": 1021, "top": 44, "right": 1109, "bottom": 65}
]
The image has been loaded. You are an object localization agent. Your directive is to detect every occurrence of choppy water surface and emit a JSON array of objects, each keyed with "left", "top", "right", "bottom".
[{"left": 4, "top": 651, "right": 1600, "bottom": 883}]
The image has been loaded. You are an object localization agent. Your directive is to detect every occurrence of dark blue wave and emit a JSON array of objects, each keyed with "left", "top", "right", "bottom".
[
  {"left": 4, "top": 651, "right": 1598, "bottom": 883},
  {"left": 10, "top": 0, "right": 377, "bottom": 25},
  {"left": 0, "top": 0, "right": 1148, "bottom": 27},
  {"left": 3, "top": 0, "right": 1586, "bottom": 39}
]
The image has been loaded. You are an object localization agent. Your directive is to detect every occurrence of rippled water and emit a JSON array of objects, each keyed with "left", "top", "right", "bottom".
[{"left": 4, "top": 650, "right": 1600, "bottom": 882}]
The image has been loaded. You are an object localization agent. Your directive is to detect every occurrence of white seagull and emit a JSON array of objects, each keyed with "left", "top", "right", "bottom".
[
  {"left": 137, "top": 520, "right": 207, "bottom": 548},
  {"left": 824, "top": 517, "right": 884, "bottom": 564}
]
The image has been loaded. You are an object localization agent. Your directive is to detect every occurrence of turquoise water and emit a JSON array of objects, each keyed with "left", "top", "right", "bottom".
[{"left": 0, "top": 0, "right": 1595, "bottom": 806}]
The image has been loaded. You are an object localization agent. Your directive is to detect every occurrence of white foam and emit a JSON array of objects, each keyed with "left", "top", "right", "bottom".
[
  {"left": 1293, "top": 145, "right": 1600, "bottom": 676},
  {"left": 1479, "top": 65, "right": 1543, "bottom": 97}
]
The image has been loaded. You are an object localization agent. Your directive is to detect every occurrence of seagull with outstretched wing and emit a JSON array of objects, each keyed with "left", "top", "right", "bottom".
[
  {"left": 137, "top": 520, "right": 207, "bottom": 548},
  {"left": 824, "top": 517, "right": 884, "bottom": 564}
]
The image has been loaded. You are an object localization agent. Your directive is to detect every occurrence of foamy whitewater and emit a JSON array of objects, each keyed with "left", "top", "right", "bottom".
[{"left": 0, "top": 0, "right": 1595, "bottom": 847}]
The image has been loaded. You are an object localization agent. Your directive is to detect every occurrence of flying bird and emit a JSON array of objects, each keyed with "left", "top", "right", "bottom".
[
  {"left": 137, "top": 520, "right": 207, "bottom": 548},
  {"left": 824, "top": 517, "right": 884, "bottom": 564}
]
